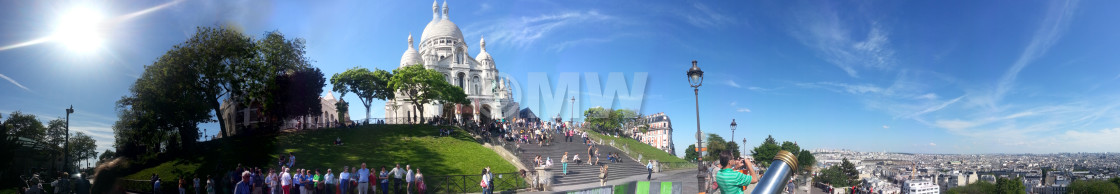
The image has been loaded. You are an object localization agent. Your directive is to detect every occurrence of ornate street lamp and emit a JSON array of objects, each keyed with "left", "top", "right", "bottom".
[
  {"left": 730, "top": 119, "right": 737, "bottom": 147},
  {"left": 570, "top": 96, "right": 575, "bottom": 127},
  {"left": 65, "top": 105, "right": 74, "bottom": 172},
  {"left": 686, "top": 60, "right": 704, "bottom": 192}
]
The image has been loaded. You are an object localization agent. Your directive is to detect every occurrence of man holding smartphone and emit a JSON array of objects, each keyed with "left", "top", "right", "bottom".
[{"left": 716, "top": 151, "right": 759, "bottom": 194}]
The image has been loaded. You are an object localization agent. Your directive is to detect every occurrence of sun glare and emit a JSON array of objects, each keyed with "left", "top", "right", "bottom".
[{"left": 53, "top": 7, "right": 105, "bottom": 53}]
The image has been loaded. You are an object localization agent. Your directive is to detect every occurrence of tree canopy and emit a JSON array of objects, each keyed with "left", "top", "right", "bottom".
[
  {"left": 684, "top": 144, "right": 699, "bottom": 162},
  {"left": 703, "top": 134, "right": 727, "bottom": 161},
  {"left": 331, "top": 67, "right": 394, "bottom": 123},
  {"left": 582, "top": 107, "right": 639, "bottom": 134},
  {"left": 4, "top": 111, "right": 46, "bottom": 141},
  {"left": 389, "top": 65, "right": 466, "bottom": 124},
  {"left": 751, "top": 135, "right": 781, "bottom": 168}
]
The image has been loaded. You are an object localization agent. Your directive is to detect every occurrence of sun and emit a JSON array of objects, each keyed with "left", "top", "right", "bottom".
[{"left": 53, "top": 7, "right": 106, "bottom": 53}]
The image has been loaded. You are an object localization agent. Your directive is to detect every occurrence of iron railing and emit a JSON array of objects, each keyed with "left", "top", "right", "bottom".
[{"left": 424, "top": 172, "right": 527, "bottom": 193}]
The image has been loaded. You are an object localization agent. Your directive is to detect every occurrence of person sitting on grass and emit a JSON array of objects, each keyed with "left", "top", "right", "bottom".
[{"left": 335, "top": 137, "right": 342, "bottom": 145}]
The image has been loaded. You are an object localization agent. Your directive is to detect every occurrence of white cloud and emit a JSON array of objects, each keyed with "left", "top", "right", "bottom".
[
  {"left": 790, "top": 4, "right": 895, "bottom": 78},
  {"left": 730, "top": 101, "right": 737, "bottom": 106},
  {"left": 724, "top": 80, "right": 742, "bottom": 88},
  {"left": 0, "top": 73, "right": 32, "bottom": 93},
  {"left": 986, "top": 0, "right": 1078, "bottom": 108},
  {"left": 882, "top": 125, "right": 889, "bottom": 129},
  {"left": 929, "top": 143, "right": 936, "bottom": 146},
  {"left": 736, "top": 108, "right": 751, "bottom": 113},
  {"left": 467, "top": 10, "right": 616, "bottom": 51},
  {"left": 679, "top": 2, "right": 736, "bottom": 28}
]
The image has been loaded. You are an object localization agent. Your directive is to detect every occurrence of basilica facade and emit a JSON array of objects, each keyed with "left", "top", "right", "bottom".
[{"left": 385, "top": 1, "right": 518, "bottom": 124}]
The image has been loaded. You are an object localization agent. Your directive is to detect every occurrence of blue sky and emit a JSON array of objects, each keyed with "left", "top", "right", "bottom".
[{"left": 2, "top": 0, "right": 1120, "bottom": 158}]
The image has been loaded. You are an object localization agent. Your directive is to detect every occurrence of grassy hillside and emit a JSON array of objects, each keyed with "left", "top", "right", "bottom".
[
  {"left": 585, "top": 131, "right": 688, "bottom": 163},
  {"left": 127, "top": 125, "right": 517, "bottom": 181}
]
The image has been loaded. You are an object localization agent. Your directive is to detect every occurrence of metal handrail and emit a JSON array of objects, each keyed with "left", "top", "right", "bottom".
[{"left": 424, "top": 172, "right": 527, "bottom": 193}]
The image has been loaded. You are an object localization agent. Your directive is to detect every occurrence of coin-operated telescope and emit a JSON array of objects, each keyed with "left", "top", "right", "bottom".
[{"left": 751, "top": 150, "right": 799, "bottom": 194}]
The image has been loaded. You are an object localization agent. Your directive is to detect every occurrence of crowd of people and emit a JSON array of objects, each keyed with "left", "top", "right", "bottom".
[{"left": 153, "top": 158, "right": 428, "bottom": 194}]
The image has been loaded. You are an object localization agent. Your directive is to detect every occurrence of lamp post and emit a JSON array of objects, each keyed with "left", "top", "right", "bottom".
[
  {"left": 570, "top": 96, "right": 575, "bottom": 127},
  {"left": 730, "top": 119, "right": 737, "bottom": 147},
  {"left": 686, "top": 60, "right": 704, "bottom": 193},
  {"left": 65, "top": 105, "right": 74, "bottom": 173}
]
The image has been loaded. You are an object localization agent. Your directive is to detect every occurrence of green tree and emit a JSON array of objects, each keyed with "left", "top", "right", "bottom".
[
  {"left": 817, "top": 165, "right": 849, "bottom": 187},
  {"left": 4, "top": 111, "right": 46, "bottom": 141},
  {"left": 331, "top": 67, "right": 394, "bottom": 123},
  {"left": 233, "top": 31, "right": 312, "bottom": 117},
  {"left": 390, "top": 65, "right": 465, "bottom": 124},
  {"left": 582, "top": 107, "right": 638, "bottom": 134},
  {"left": 1068, "top": 179, "right": 1120, "bottom": 194},
  {"left": 270, "top": 67, "right": 326, "bottom": 129},
  {"left": 995, "top": 177, "right": 1026, "bottom": 194},
  {"left": 335, "top": 100, "right": 349, "bottom": 124},
  {"left": 726, "top": 141, "right": 741, "bottom": 159},
  {"left": 177, "top": 26, "right": 256, "bottom": 138},
  {"left": 683, "top": 144, "right": 698, "bottom": 161},
  {"left": 780, "top": 141, "right": 801, "bottom": 155},
  {"left": 798, "top": 150, "right": 816, "bottom": 173},
  {"left": 45, "top": 118, "right": 68, "bottom": 162},
  {"left": 0, "top": 113, "right": 14, "bottom": 173},
  {"left": 840, "top": 158, "right": 859, "bottom": 185},
  {"left": 97, "top": 149, "right": 115, "bottom": 165},
  {"left": 67, "top": 132, "right": 97, "bottom": 169},
  {"left": 703, "top": 134, "right": 727, "bottom": 161},
  {"left": 947, "top": 180, "right": 996, "bottom": 194},
  {"left": 751, "top": 135, "right": 781, "bottom": 168}
]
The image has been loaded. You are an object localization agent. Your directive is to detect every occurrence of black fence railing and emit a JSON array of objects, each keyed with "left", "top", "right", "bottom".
[{"left": 425, "top": 172, "right": 527, "bottom": 193}]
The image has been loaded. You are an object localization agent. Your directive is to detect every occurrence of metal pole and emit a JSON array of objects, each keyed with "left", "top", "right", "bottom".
[
  {"left": 694, "top": 88, "right": 703, "bottom": 193},
  {"left": 65, "top": 105, "right": 72, "bottom": 173}
]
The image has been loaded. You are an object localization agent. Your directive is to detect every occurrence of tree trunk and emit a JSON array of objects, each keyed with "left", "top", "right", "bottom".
[
  {"left": 418, "top": 105, "right": 425, "bottom": 124},
  {"left": 211, "top": 99, "right": 229, "bottom": 138},
  {"left": 364, "top": 104, "right": 371, "bottom": 124}
]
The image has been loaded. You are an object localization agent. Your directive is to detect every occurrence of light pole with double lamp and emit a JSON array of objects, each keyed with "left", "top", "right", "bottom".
[{"left": 686, "top": 60, "right": 704, "bottom": 193}]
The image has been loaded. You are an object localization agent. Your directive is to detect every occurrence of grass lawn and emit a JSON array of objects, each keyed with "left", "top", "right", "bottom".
[
  {"left": 127, "top": 124, "right": 517, "bottom": 181},
  {"left": 585, "top": 131, "right": 688, "bottom": 163}
]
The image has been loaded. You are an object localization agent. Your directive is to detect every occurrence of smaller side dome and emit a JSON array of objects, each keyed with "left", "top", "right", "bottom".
[
  {"left": 400, "top": 33, "right": 422, "bottom": 67},
  {"left": 476, "top": 35, "right": 492, "bottom": 63}
]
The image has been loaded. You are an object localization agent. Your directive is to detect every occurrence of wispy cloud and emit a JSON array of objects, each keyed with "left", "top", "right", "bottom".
[
  {"left": 736, "top": 108, "right": 751, "bottom": 113},
  {"left": 929, "top": 143, "right": 936, "bottom": 146},
  {"left": 0, "top": 73, "right": 32, "bottom": 93},
  {"left": 467, "top": 10, "right": 617, "bottom": 51},
  {"left": 678, "top": 2, "right": 736, "bottom": 28},
  {"left": 724, "top": 80, "right": 742, "bottom": 88},
  {"left": 985, "top": 0, "right": 1079, "bottom": 108},
  {"left": 790, "top": 4, "right": 894, "bottom": 78},
  {"left": 882, "top": 125, "right": 889, "bottom": 129}
]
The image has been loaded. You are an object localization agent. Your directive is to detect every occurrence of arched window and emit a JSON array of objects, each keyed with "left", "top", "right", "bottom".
[
  {"left": 473, "top": 76, "right": 481, "bottom": 95},
  {"left": 457, "top": 72, "right": 465, "bottom": 89}
]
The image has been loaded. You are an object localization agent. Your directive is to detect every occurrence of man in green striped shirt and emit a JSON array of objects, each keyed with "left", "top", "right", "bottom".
[{"left": 716, "top": 150, "right": 759, "bottom": 194}]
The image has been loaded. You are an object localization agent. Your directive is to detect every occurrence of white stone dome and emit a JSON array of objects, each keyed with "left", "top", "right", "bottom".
[
  {"left": 421, "top": 1, "right": 464, "bottom": 43},
  {"left": 400, "top": 34, "right": 422, "bottom": 67},
  {"left": 476, "top": 35, "right": 492, "bottom": 64},
  {"left": 422, "top": 19, "right": 464, "bottom": 43}
]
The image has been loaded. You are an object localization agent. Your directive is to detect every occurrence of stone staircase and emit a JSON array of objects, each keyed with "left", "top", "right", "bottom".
[{"left": 513, "top": 129, "right": 651, "bottom": 186}]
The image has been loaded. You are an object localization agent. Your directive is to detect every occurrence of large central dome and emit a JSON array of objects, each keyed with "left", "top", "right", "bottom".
[
  {"left": 422, "top": 20, "right": 464, "bottom": 43},
  {"left": 421, "top": 1, "right": 464, "bottom": 43}
]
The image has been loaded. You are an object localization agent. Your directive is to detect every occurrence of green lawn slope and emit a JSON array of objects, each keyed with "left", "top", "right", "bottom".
[
  {"left": 585, "top": 131, "right": 688, "bottom": 163},
  {"left": 127, "top": 125, "right": 516, "bottom": 180}
]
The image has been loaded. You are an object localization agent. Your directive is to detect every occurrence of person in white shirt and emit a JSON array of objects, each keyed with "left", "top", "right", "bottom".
[
  {"left": 405, "top": 165, "right": 414, "bottom": 194},
  {"left": 339, "top": 166, "right": 350, "bottom": 194},
  {"left": 323, "top": 169, "right": 334, "bottom": 194},
  {"left": 357, "top": 163, "right": 370, "bottom": 194},
  {"left": 390, "top": 164, "right": 403, "bottom": 193}
]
